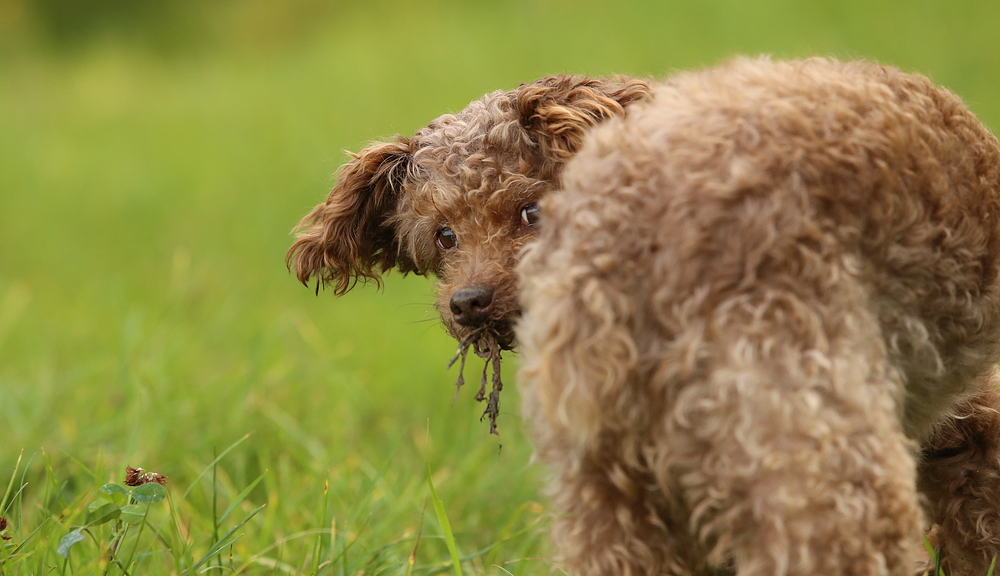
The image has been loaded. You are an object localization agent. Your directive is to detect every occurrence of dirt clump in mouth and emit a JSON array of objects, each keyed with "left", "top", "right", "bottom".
[{"left": 448, "top": 327, "right": 504, "bottom": 435}]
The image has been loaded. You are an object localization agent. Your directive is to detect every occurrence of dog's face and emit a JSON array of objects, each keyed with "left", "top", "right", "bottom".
[{"left": 288, "top": 75, "right": 651, "bottom": 352}]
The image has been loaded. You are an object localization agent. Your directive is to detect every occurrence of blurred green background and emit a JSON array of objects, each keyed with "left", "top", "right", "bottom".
[{"left": 2, "top": 0, "right": 999, "bottom": 573}]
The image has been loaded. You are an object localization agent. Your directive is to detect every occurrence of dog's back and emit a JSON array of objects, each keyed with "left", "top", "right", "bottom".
[
  {"left": 518, "top": 57, "right": 1000, "bottom": 575},
  {"left": 522, "top": 56, "right": 1000, "bottom": 440}
]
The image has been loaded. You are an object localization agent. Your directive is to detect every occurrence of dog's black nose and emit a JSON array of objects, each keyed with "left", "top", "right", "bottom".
[{"left": 450, "top": 286, "right": 495, "bottom": 327}]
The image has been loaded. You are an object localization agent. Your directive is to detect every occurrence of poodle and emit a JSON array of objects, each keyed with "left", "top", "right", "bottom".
[
  {"left": 517, "top": 57, "right": 1000, "bottom": 575},
  {"left": 288, "top": 74, "right": 652, "bottom": 429}
]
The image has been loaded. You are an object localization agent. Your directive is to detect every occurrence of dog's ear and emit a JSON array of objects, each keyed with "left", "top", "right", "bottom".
[
  {"left": 517, "top": 75, "right": 652, "bottom": 163},
  {"left": 287, "top": 137, "right": 416, "bottom": 295}
]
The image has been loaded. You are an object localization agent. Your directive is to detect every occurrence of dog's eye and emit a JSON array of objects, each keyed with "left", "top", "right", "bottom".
[
  {"left": 436, "top": 227, "right": 457, "bottom": 251},
  {"left": 520, "top": 204, "right": 540, "bottom": 226}
]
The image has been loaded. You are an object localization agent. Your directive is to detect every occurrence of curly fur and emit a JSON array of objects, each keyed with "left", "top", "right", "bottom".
[
  {"left": 517, "top": 57, "right": 1000, "bottom": 575},
  {"left": 288, "top": 75, "right": 652, "bottom": 348}
]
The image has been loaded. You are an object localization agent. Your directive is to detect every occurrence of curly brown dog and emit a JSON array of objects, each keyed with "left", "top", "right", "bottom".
[{"left": 518, "top": 57, "right": 1000, "bottom": 575}]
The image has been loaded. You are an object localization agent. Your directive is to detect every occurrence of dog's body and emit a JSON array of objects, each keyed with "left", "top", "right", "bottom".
[
  {"left": 519, "top": 57, "right": 1000, "bottom": 575},
  {"left": 290, "top": 58, "right": 1000, "bottom": 574}
]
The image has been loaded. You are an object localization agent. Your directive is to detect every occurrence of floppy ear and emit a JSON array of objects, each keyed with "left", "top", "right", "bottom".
[
  {"left": 287, "top": 137, "right": 416, "bottom": 295},
  {"left": 517, "top": 75, "right": 652, "bottom": 162}
]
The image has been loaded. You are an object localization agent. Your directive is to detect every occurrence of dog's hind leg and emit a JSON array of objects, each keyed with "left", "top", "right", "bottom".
[
  {"left": 656, "top": 295, "right": 925, "bottom": 576},
  {"left": 919, "top": 365, "right": 1000, "bottom": 575},
  {"left": 536, "top": 448, "right": 715, "bottom": 576}
]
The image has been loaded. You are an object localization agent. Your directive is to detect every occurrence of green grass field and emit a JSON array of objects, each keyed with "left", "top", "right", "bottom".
[{"left": 2, "top": 0, "right": 1000, "bottom": 573}]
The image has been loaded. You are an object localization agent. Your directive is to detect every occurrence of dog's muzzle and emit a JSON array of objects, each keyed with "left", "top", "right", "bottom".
[
  {"left": 450, "top": 286, "right": 495, "bottom": 327},
  {"left": 448, "top": 285, "right": 519, "bottom": 350}
]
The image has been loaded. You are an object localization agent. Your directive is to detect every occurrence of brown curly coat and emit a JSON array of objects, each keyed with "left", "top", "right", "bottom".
[{"left": 518, "top": 57, "right": 1000, "bottom": 575}]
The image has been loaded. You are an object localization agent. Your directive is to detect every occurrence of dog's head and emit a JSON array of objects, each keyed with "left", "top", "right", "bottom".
[{"left": 288, "top": 75, "right": 651, "bottom": 351}]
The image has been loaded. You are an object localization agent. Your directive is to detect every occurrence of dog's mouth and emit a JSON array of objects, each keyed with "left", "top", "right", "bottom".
[
  {"left": 490, "top": 318, "right": 518, "bottom": 351},
  {"left": 447, "top": 319, "right": 516, "bottom": 435}
]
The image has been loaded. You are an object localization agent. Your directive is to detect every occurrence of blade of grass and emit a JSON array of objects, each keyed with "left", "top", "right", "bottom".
[
  {"left": 405, "top": 497, "right": 427, "bottom": 576},
  {"left": 232, "top": 528, "right": 332, "bottom": 573},
  {"left": 60, "top": 450, "right": 100, "bottom": 486},
  {"left": 311, "top": 479, "right": 330, "bottom": 575},
  {"left": 1, "top": 484, "right": 28, "bottom": 518},
  {"left": 0, "top": 520, "right": 45, "bottom": 569},
  {"left": 0, "top": 449, "right": 23, "bottom": 515},
  {"left": 179, "top": 432, "right": 253, "bottom": 503},
  {"left": 212, "top": 446, "right": 220, "bottom": 571},
  {"left": 160, "top": 488, "right": 193, "bottom": 570},
  {"left": 484, "top": 501, "right": 531, "bottom": 569},
  {"left": 335, "top": 532, "right": 421, "bottom": 576},
  {"left": 922, "top": 537, "right": 939, "bottom": 576},
  {"left": 419, "top": 521, "right": 541, "bottom": 576},
  {"left": 118, "top": 520, "right": 145, "bottom": 576},
  {"left": 325, "top": 513, "right": 374, "bottom": 576},
  {"left": 425, "top": 464, "right": 462, "bottom": 576},
  {"left": 40, "top": 449, "right": 66, "bottom": 511},
  {"left": 186, "top": 503, "right": 265, "bottom": 574},
  {"left": 218, "top": 472, "right": 267, "bottom": 525}
]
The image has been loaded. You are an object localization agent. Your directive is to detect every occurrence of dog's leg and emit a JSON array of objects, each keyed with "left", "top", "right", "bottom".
[
  {"left": 534, "top": 441, "right": 715, "bottom": 576},
  {"left": 918, "top": 365, "right": 1000, "bottom": 574},
  {"left": 661, "top": 328, "right": 925, "bottom": 576}
]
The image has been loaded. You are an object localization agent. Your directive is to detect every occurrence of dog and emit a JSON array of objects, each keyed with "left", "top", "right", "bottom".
[
  {"left": 517, "top": 57, "right": 1000, "bottom": 575},
  {"left": 288, "top": 74, "right": 651, "bottom": 430}
]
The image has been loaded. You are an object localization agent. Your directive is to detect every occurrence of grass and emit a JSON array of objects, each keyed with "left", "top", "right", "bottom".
[{"left": 2, "top": 0, "right": 1000, "bottom": 574}]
